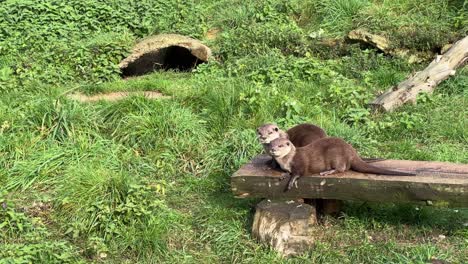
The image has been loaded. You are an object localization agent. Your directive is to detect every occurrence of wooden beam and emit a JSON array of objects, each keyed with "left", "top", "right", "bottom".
[{"left": 231, "top": 155, "right": 468, "bottom": 206}]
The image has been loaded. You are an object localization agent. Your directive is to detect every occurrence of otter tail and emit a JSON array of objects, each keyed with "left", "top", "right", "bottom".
[
  {"left": 361, "top": 157, "right": 385, "bottom": 163},
  {"left": 351, "top": 158, "right": 415, "bottom": 176}
]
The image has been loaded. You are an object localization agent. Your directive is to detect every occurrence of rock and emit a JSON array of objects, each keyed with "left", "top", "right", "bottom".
[
  {"left": 347, "top": 29, "right": 391, "bottom": 52},
  {"left": 119, "top": 34, "right": 212, "bottom": 76},
  {"left": 347, "top": 29, "right": 434, "bottom": 64},
  {"left": 252, "top": 199, "right": 316, "bottom": 257}
]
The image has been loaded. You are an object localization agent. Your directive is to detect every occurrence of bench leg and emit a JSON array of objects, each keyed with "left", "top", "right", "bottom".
[
  {"left": 252, "top": 199, "right": 317, "bottom": 257},
  {"left": 304, "top": 199, "right": 342, "bottom": 218},
  {"left": 320, "top": 199, "right": 343, "bottom": 217}
]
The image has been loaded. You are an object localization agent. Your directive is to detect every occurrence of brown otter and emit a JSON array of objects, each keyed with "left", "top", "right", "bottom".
[
  {"left": 257, "top": 123, "right": 326, "bottom": 168},
  {"left": 267, "top": 137, "right": 415, "bottom": 191},
  {"left": 257, "top": 123, "right": 327, "bottom": 147},
  {"left": 257, "top": 123, "right": 383, "bottom": 166}
]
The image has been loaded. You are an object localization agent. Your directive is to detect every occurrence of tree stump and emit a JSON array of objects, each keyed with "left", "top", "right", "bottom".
[{"left": 252, "top": 199, "right": 316, "bottom": 257}]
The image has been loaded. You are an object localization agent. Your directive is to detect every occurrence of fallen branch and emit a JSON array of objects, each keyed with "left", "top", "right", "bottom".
[{"left": 368, "top": 35, "right": 468, "bottom": 112}]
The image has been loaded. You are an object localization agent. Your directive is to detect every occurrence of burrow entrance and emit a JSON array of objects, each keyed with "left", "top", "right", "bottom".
[
  {"left": 119, "top": 34, "right": 212, "bottom": 78},
  {"left": 121, "top": 46, "right": 205, "bottom": 77}
]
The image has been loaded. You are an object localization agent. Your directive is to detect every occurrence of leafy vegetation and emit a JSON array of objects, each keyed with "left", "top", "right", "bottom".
[{"left": 0, "top": 0, "right": 466, "bottom": 263}]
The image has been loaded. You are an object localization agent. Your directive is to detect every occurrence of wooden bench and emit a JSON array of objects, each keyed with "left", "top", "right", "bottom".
[{"left": 232, "top": 155, "right": 468, "bottom": 256}]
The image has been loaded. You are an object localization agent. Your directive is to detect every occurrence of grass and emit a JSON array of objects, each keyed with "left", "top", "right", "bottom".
[{"left": 0, "top": 0, "right": 467, "bottom": 263}]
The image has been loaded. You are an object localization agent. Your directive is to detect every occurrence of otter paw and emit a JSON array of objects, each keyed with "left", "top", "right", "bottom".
[
  {"left": 285, "top": 181, "right": 294, "bottom": 192},
  {"left": 284, "top": 175, "right": 298, "bottom": 192}
]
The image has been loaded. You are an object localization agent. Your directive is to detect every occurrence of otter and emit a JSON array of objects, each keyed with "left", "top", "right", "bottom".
[
  {"left": 257, "top": 123, "right": 326, "bottom": 168},
  {"left": 267, "top": 137, "right": 415, "bottom": 191},
  {"left": 257, "top": 123, "right": 326, "bottom": 147},
  {"left": 257, "top": 123, "right": 383, "bottom": 166}
]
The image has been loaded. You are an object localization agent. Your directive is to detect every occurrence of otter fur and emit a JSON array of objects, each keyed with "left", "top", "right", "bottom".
[
  {"left": 257, "top": 123, "right": 383, "bottom": 166},
  {"left": 267, "top": 137, "right": 415, "bottom": 191}
]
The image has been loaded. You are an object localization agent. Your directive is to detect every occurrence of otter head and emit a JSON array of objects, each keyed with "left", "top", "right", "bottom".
[
  {"left": 268, "top": 138, "right": 293, "bottom": 158},
  {"left": 257, "top": 123, "right": 281, "bottom": 144}
]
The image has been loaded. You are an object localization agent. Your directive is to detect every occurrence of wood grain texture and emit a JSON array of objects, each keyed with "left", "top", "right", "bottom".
[{"left": 231, "top": 155, "right": 468, "bottom": 206}]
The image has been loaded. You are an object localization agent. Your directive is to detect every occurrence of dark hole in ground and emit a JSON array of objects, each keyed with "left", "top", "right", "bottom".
[{"left": 121, "top": 46, "right": 205, "bottom": 77}]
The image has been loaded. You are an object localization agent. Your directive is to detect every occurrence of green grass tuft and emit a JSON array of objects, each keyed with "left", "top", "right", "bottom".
[{"left": 0, "top": 0, "right": 467, "bottom": 262}]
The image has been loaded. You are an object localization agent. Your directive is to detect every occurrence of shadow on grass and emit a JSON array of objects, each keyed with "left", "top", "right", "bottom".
[
  {"left": 205, "top": 182, "right": 467, "bottom": 236},
  {"left": 205, "top": 190, "right": 259, "bottom": 229},
  {"left": 341, "top": 201, "right": 467, "bottom": 233}
]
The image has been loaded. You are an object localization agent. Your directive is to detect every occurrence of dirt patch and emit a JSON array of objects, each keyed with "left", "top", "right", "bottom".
[
  {"left": 22, "top": 201, "right": 54, "bottom": 225},
  {"left": 67, "top": 91, "right": 169, "bottom": 102},
  {"left": 24, "top": 201, "right": 52, "bottom": 217},
  {"left": 119, "top": 34, "right": 212, "bottom": 77}
]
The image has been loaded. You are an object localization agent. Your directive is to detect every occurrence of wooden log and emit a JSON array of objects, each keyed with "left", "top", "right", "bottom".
[
  {"left": 368, "top": 35, "right": 468, "bottom": 112},
  {"left": 231, "top": 155, "right": 468, "bottom": 206},
  {"left": 252, "top": 199, "right": 316, "bottom": 257}
]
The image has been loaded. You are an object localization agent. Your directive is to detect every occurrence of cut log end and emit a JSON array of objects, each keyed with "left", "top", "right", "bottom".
[{"left": 252, "top": 199, "right": 317, "bottom": 257}]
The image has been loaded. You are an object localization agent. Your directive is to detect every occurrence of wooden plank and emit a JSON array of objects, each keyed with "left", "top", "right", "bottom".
[{"left": 231, "top": 155, "right": 468, "bottom": 206}]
